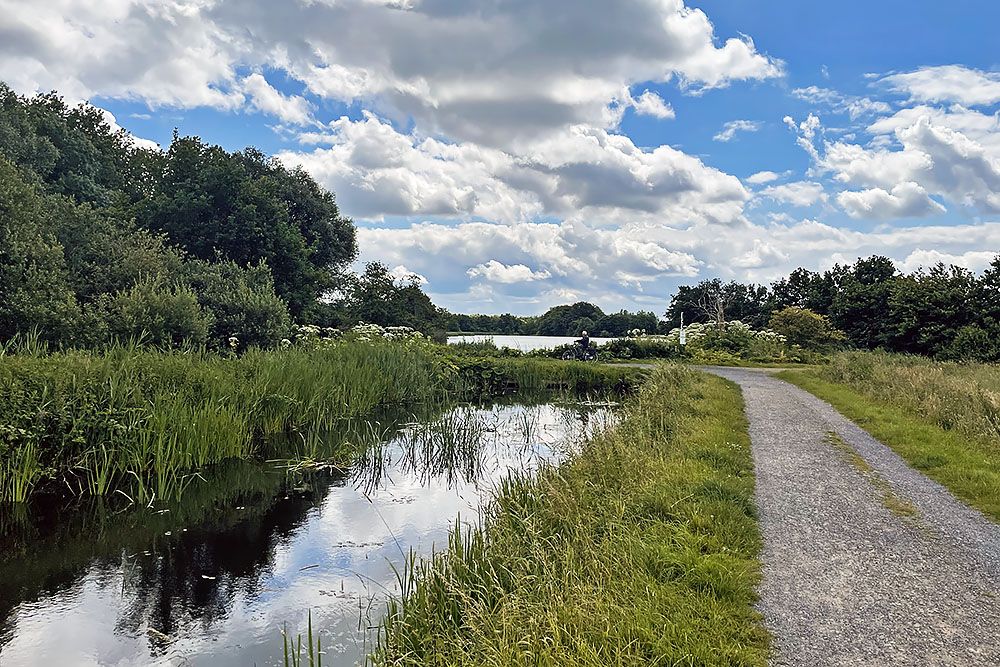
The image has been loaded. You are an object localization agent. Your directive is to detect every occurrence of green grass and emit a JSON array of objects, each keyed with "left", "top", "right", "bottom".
[
  {"left": 372, "top": 364, "right": 769, "bottom": 666},
  {"left": 452, "top": 356, "right": 647, "bottom": 397},
  {"left": 779, "top": 352, "right": 1000, "bottom": 521}
]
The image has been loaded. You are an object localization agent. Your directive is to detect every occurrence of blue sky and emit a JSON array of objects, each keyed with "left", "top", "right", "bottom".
[{"left": 3, "top": 0, "right": 999, "bottom": 314}]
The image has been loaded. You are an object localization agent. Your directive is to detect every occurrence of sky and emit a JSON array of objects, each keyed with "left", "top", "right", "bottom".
[{"left": 2, "top": 0, "right": 999, "bottom": 315}]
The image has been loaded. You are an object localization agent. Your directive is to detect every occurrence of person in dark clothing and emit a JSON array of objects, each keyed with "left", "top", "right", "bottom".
[{"left": 576, "top": 330, "right": 590, "bottom": 351}]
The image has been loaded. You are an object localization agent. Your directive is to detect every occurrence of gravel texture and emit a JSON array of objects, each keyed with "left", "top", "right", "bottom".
[{"left": 704, "top": 367, "right": 1000, "bottom": 667}]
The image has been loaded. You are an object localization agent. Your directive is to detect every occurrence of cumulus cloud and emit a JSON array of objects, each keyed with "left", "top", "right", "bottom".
[
  {"left": 631, "top": 90, "right": 675, "bottom": 119},
  {"left": 279, "top": 114, "right": 750, "bottom": 225},
  {"left": 882, "top": 65, "right": 1000, "bottom": 106},
  {"left": 837, "top": 182, "right": 946, "bottom": 219},
  {"left": 758, "top": 181, "right": 827, "bottom": 207},
  {"left": 745, "top": 170, "right": 790, "bottom": 185},
  {"left": 816, "top": 115, "right": 1000, "bottom": 214},
  {"left": 241, "top": 73, "right": 315, "bottom": 126},
  {"left": 713, "top": 119, "right": 762, "bottom": 142},
  {"left": 468, "top": 261, "right": 551, "bottom": 284},
  {"left": 0, "top": 0, "right": 781, "bottom": 146},
  {"left": 897, "top": 249, "right": 999, "bottom": 274}
]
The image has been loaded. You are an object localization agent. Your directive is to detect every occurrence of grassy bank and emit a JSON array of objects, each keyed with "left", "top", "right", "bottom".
[
  {"left": 779, "top": 352, "right": 1000, "bottom": 521},
  {"left": 373, "top": 365, "right": 768, "bottom": 666}
]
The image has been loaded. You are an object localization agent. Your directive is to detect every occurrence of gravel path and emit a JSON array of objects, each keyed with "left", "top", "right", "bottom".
[{"left": 704, "top": 367, "right": 1000, "bottom": 667}]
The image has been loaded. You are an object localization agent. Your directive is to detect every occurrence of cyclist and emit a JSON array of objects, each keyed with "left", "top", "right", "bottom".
[{"left": 576, "top": 330, "right": 590, "bottom": 352}]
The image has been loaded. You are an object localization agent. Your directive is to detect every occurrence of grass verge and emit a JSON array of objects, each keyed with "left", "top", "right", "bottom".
[
  {"left": 779, "top": 356, "right": 1000, "bottom": 522},
  {"left": 372, "top": 364, "right": 769, "bottom": 666}
]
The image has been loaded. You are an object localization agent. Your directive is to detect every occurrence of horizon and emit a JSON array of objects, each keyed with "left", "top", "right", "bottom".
[{"left": 4, "top": 0, "right": 999, "bottom": 316}]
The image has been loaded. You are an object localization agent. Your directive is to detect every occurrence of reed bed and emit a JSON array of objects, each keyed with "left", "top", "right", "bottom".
[
  {"left": 372, "top": 364, "right": 768, "bottom": 666},
  {"left": 0, "top": 340, "right": 446, "bottom": 503}
]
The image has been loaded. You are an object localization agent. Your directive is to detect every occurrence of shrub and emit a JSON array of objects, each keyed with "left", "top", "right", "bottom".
[
  {"left": 768, "top": 307, "right": 845, "bottom": 351},
  {"left": 102, "top": 278, "right": 212, "bottom": 348}
]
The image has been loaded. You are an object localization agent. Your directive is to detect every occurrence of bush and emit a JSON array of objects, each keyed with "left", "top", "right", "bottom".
[
  {"left": 102, "top": 278, "right": 212, "bottom": 348},
  {"left": 184, "top": 259, "right": 291, "bottom": 351},
  {"left": 768, "top": 307, "right": 845, "bottom": 351}
]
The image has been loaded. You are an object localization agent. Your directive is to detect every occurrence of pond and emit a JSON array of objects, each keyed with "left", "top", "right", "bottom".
[
  {"left": 0, "top": 400, "right": 615, "bottom": 666},
  {"left": 447, "top": 334, "right": 617, "bottom": 351}
]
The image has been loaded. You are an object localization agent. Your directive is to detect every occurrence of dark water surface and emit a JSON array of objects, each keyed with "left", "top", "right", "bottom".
[{"left": 0, "top": 401, "right": 614, "bottom": 666}]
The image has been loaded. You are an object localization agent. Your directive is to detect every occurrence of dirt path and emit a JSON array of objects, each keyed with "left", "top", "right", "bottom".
[{"left": 705, "top": 367, "right": 1000, "bottom": 666}]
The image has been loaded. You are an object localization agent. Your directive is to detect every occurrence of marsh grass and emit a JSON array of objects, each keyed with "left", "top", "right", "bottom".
[
  {"left": 781, "top": 352, "right": 1000, "bottom": 521},
  {"left": 371, "top": 365, "right": 768, "bottom": 666},
  {"left": 0, "top": 340, "right": 445, "bottom": 503},
  {"left": 453, "top": 357, "right": 646, "bottom": 398}
]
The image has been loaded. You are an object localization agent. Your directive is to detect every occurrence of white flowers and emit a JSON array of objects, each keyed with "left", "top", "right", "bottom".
[{"left": 291, "top": 322, "right": 424, "bottom": 350}]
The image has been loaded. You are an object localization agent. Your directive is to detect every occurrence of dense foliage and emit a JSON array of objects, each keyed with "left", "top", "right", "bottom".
[
  {"left": 665, "top": 256, "right": 1000, "bottom": 361},
  {"left": 0, "top": 84, "right": 450, "bottom": 348}
]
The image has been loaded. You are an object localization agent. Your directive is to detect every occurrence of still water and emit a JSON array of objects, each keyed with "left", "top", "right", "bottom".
[
  {"left": 0, "top": 402, "right": 613, "bottom": 667},
  {"left": 447, "top": 334, "right": 616, "bottom": 351}
]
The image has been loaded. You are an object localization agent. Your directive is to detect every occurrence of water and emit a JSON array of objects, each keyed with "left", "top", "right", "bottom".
[
  {"left": 447, "top": 334, "right": 617, "bottom": 351},
  {"left": 0, "top": 401, "right": 615, "bottom": 667}
]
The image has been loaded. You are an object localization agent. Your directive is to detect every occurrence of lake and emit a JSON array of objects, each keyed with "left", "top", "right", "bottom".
[
  {"left": 0, "top": 400, "right": 615, "bottom": 666},
  {"left": 447, "top": 334, "right": 617, "bottom": 351}
]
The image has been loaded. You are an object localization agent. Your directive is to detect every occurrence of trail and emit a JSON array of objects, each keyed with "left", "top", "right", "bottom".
[{"left": 705, "top": 367, "right": 1000, "bottom": 667}]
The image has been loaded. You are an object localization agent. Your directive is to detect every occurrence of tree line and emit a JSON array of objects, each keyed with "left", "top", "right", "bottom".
[
  {"left": 448, "top": 302, "right": 660, "bottom": 338},
  {"left": 0, "top": 84, "right": 449, "bottom": 349},
  {"left": 665, "top": 256, "right": 1000, "bottom": 362}
]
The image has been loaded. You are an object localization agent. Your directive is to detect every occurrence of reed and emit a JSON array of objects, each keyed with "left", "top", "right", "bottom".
[{"left": 0, "top": 340, "right": 446, "bottom": 503}]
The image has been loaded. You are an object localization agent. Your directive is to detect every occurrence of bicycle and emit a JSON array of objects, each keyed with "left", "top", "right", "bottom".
[{"left": 561, "top": 345, "right": 598, "bottom": 361}]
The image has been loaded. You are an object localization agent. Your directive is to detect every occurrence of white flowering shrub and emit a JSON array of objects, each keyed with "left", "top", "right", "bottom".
[{"left": 291, "top": 322, "right": 426, "bottom": 350}]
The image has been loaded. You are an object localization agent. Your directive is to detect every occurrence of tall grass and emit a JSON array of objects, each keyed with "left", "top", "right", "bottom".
[
  {"left": 0, "top": 340, "right": 447, "bottom": 503},
  {"left": 810, "top": 352, "right": 1000, "bottom": 443},
  {"left": 372, "top": 365, "right": 768, "bottom": 666}
]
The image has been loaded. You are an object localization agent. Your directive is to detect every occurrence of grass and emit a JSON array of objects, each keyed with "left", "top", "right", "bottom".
[
  {"left": 371, "top": 364, "right": 769, "bottom": 666},
  {"left": 779, "top": 351, "right": 1000, "bottom": 522}
]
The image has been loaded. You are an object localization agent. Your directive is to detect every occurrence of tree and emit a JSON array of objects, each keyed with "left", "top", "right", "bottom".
[
  {"left": 0, "top": 159, "right": 80, "bottom": 343},
  {"left": 827, "top": 256, "right": 897, "bottom": 350},
  {"left": 138, "top": 136, "right": 357, "bottom": 317},
  {"left": 768, "top": 307, "right": 845, "bottom": 351},
  {"left": 889, "top": 264, "right": 978, "bottom": 356},
  {"left": 665, "top": 279, "right": 772, "bottom": 329}
]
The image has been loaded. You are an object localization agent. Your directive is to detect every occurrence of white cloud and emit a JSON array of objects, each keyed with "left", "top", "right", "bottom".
[
  {"left": 837, "top": 182, "right": 946, "bottom": 220},
  {"left": 467, "top": 261, "right": 551, "bottom": 284},
  {"left": 758, "top": 181, "right": 827, "bottom": 207},
  {"left": 241, "top": 73, "right": 315, "bottom": 126},
  {"left": 882, "top": 65, "right": 1000, "bottom": 106},
  {"left": 746, "top": 170, "right": 784, "bottom": 185},
  {"left": 817, "top": 115, "right": 1000, "bottom": 214},
  {"left": 792, "top": 86, "right": 891, "bottom": 119},
  {"left": 631, "top": 90, "right": 675, "bottom": 119},
  {"left": 389, "top": 264, "right": 427, "bottom": 285},
  {"left": 897, "top": 249, "right": 999, "bottom": 274},
  {"left": 98, "top": 108, "right": 159, "bottom": 151},
  {"left": 0, "top": 0, "right": 781, "bottom": 147},
  {"left": 279, "top": 113, "right": 750, "bottom": 226},
  {"left": 713, "top": 119, "right": 762, "bottom": 142}
]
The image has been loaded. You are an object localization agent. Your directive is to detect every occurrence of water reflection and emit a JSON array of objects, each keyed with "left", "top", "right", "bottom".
[{"left": 0, "top": 401, "right": 615, "bottom": 667}]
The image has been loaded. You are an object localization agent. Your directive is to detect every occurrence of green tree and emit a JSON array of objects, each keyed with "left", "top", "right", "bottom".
[
  {"left": 138, "top": 136, "right": 357, "bottom": 317},
  {"left": 101, "top": 278, "right": 211, "bottom": 348},
  {"left": 768, "top": 307, "right": 845, "bottom": 351},
  {"left": 889, "top": 264, "right": 978, "bottom": 356},
  {"left": 827, "top": 256, "right": 898, "bottom": 349},
  {"left": 0, "top": 159, "right": 80, "bottom": 343}
]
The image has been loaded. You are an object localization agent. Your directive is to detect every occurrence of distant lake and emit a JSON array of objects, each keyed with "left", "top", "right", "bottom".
[{"left": 447, "top": 334, "right": 617, "bottom": 351}]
